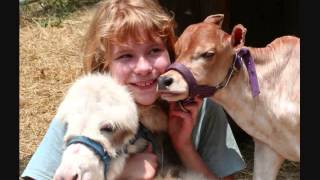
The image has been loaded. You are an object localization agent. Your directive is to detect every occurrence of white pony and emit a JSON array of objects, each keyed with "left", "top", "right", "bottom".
[{"left": 54, "top": 73, "right": 146, "bottom": 180}]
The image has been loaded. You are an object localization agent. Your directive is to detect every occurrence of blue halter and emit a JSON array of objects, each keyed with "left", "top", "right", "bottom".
[
  {"left": 66, "top": 136, "right": 111, "bottom": 174},
  {"left": 65, "top": 123, "right": 153, "bottom": 176}
]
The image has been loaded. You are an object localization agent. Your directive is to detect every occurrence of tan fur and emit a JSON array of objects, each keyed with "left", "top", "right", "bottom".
[
  {"left": 138, "top": 99, "right": 169, "bottom": 133},
  {"left": 158, "top": 14, "right": 300, "bottom": 180}
]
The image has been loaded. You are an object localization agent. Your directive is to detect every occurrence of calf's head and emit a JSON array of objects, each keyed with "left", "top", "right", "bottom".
[
  {"left": 54, "top": 73, "right": 139, "bottom": 180},
  {"left": 158, "top": 14, "right": 247, "bottom": 101}
]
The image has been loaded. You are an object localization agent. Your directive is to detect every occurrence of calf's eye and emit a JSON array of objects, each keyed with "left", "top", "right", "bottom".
[{"left": 201, "top": 51, "right": 215, "bottom": 59}]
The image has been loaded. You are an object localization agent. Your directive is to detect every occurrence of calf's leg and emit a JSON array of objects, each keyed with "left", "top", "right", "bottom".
[{"left": 253, "top": 139, "right": 284, "bottom": 180}]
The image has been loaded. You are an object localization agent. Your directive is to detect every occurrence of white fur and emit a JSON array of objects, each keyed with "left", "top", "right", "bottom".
[{"left": 54, "top": 73, "right": 140, "bottom": 180}]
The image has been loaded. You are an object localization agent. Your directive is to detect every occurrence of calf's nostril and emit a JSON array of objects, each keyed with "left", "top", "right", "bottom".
[
  {"left": 164, "top": 77, "right": 173, "bottom": 86},
  {"left": 158, "top": 76, "right": 174, "bottom": 90},
  {"left": 160, "top": 76, "right": 173, "bottom": 86}
]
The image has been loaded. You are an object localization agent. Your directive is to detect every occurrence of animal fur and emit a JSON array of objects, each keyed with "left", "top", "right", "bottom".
[
  {"left": 54, "top": 73, "right": 147, "bottom": 180},
  {"left": 53, "top": 73, "right": 206, "bottom": 180}
]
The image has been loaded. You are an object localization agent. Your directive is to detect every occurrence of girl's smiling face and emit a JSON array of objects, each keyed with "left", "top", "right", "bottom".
[{"left": 109, "top": 36, "right": 170, "bottom": 105}]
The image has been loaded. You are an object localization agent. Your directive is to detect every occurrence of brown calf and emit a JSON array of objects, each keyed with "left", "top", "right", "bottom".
[{"left": 158, "top": 14, "right": 300, "bottom": 180}]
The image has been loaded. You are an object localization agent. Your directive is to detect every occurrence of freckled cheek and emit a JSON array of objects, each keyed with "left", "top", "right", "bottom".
[
  {"left": 110, "top": 63, "right": 132, "bottom": 85},
  {"left": 154, "top": 54, "right": 171, "bottom": 74}
]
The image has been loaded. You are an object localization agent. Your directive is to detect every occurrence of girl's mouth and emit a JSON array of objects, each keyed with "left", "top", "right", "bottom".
[{"left": 130, "top": 79, "right": 156, "bottom": 90}]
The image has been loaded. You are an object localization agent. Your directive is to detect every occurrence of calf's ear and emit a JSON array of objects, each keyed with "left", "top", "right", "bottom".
[
  {"left": 204, "top": 14, "right": 224, "bottom": 28},
  {"left": 231, "top": 24, "right": 247, "bottom": 50}
]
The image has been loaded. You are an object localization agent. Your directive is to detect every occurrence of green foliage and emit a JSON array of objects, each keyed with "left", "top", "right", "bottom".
[{"left": 20, "top": 0, "right": 100, "bottom": 27}]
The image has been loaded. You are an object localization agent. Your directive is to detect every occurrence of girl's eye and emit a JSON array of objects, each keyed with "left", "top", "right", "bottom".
[
  {"left": 116, "top": 54, "right": 133, "bottom": 60},
  {"left": 201, "top": 51, "right": 215, "bottom": 59},
  {"left": 149, "top": 47, "right": 162, "bottom": 55}
]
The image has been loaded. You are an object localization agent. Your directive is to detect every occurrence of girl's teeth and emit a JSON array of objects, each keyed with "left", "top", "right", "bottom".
[{"left": 136, "top": 80, "right": 153, "bottom": 87}]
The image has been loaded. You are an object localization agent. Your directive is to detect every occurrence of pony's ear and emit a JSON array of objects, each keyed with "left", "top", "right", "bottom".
[
  {"left": 203, "top": 14, "right": 224, "bottom": 28},
  {"left": 230, "top": 24, "right": 247, "bottom": 50}
]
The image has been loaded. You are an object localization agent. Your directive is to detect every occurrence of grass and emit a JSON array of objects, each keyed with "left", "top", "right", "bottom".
[
  {"left": 19, "top": 3, "right": 300, "bottom": 179},
  {"left": 19, "top": 0, "right": 100, "bottom": 27}
]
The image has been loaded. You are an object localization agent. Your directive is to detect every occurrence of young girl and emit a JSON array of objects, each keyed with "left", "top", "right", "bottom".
[{"left": 21, "top": 0, "right": 246, "bottom": 179}]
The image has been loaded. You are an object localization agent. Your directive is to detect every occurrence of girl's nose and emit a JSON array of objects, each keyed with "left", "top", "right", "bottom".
[{"left": 134, "top": 56, "right": 152, "bottom": 75}]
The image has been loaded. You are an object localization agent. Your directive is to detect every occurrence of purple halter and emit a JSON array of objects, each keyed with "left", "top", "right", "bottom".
[
  {"left": 166, "top": 48, "right": 260, "bottom": 105},
  {"left": 237, "top": 48, "right": 260, "bottom": 97},
  {"left": 166, "top": 63, "right": 218, "bottom": 98}
]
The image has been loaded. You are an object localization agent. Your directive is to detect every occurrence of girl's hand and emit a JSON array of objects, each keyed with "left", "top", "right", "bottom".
[
  {"left": 167, "top": 96, "right": 203, "bottom": 150},
  {"left": 119, "top": 143, "right": 158, "bottom": 179},
  {"left": 167, "top": 97, "right": 218, "bottom": 179}
]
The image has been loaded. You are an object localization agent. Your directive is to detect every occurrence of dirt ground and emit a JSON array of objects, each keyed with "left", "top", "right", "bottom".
[{"left": 19, "top": 5, "right": 300, "bottom": 179}]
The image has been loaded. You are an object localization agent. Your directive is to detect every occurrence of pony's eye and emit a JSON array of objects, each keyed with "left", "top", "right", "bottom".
[
  {"left": 65, "top": 122, "right": 69, "bottom": 130},
  {"left": 201, "top": 51, "right": 215, "bottom": 59},
  {"left": 100, "top": 124, "right": 114, "bottom": 133}
]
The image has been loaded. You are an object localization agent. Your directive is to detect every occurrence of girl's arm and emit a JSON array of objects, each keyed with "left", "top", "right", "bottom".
[
  {"left": 167, "top": 97, "right": 219, "bottom": 179},
  {"left": 21, "top": 118, "right": 66, "bottom": 180}
]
